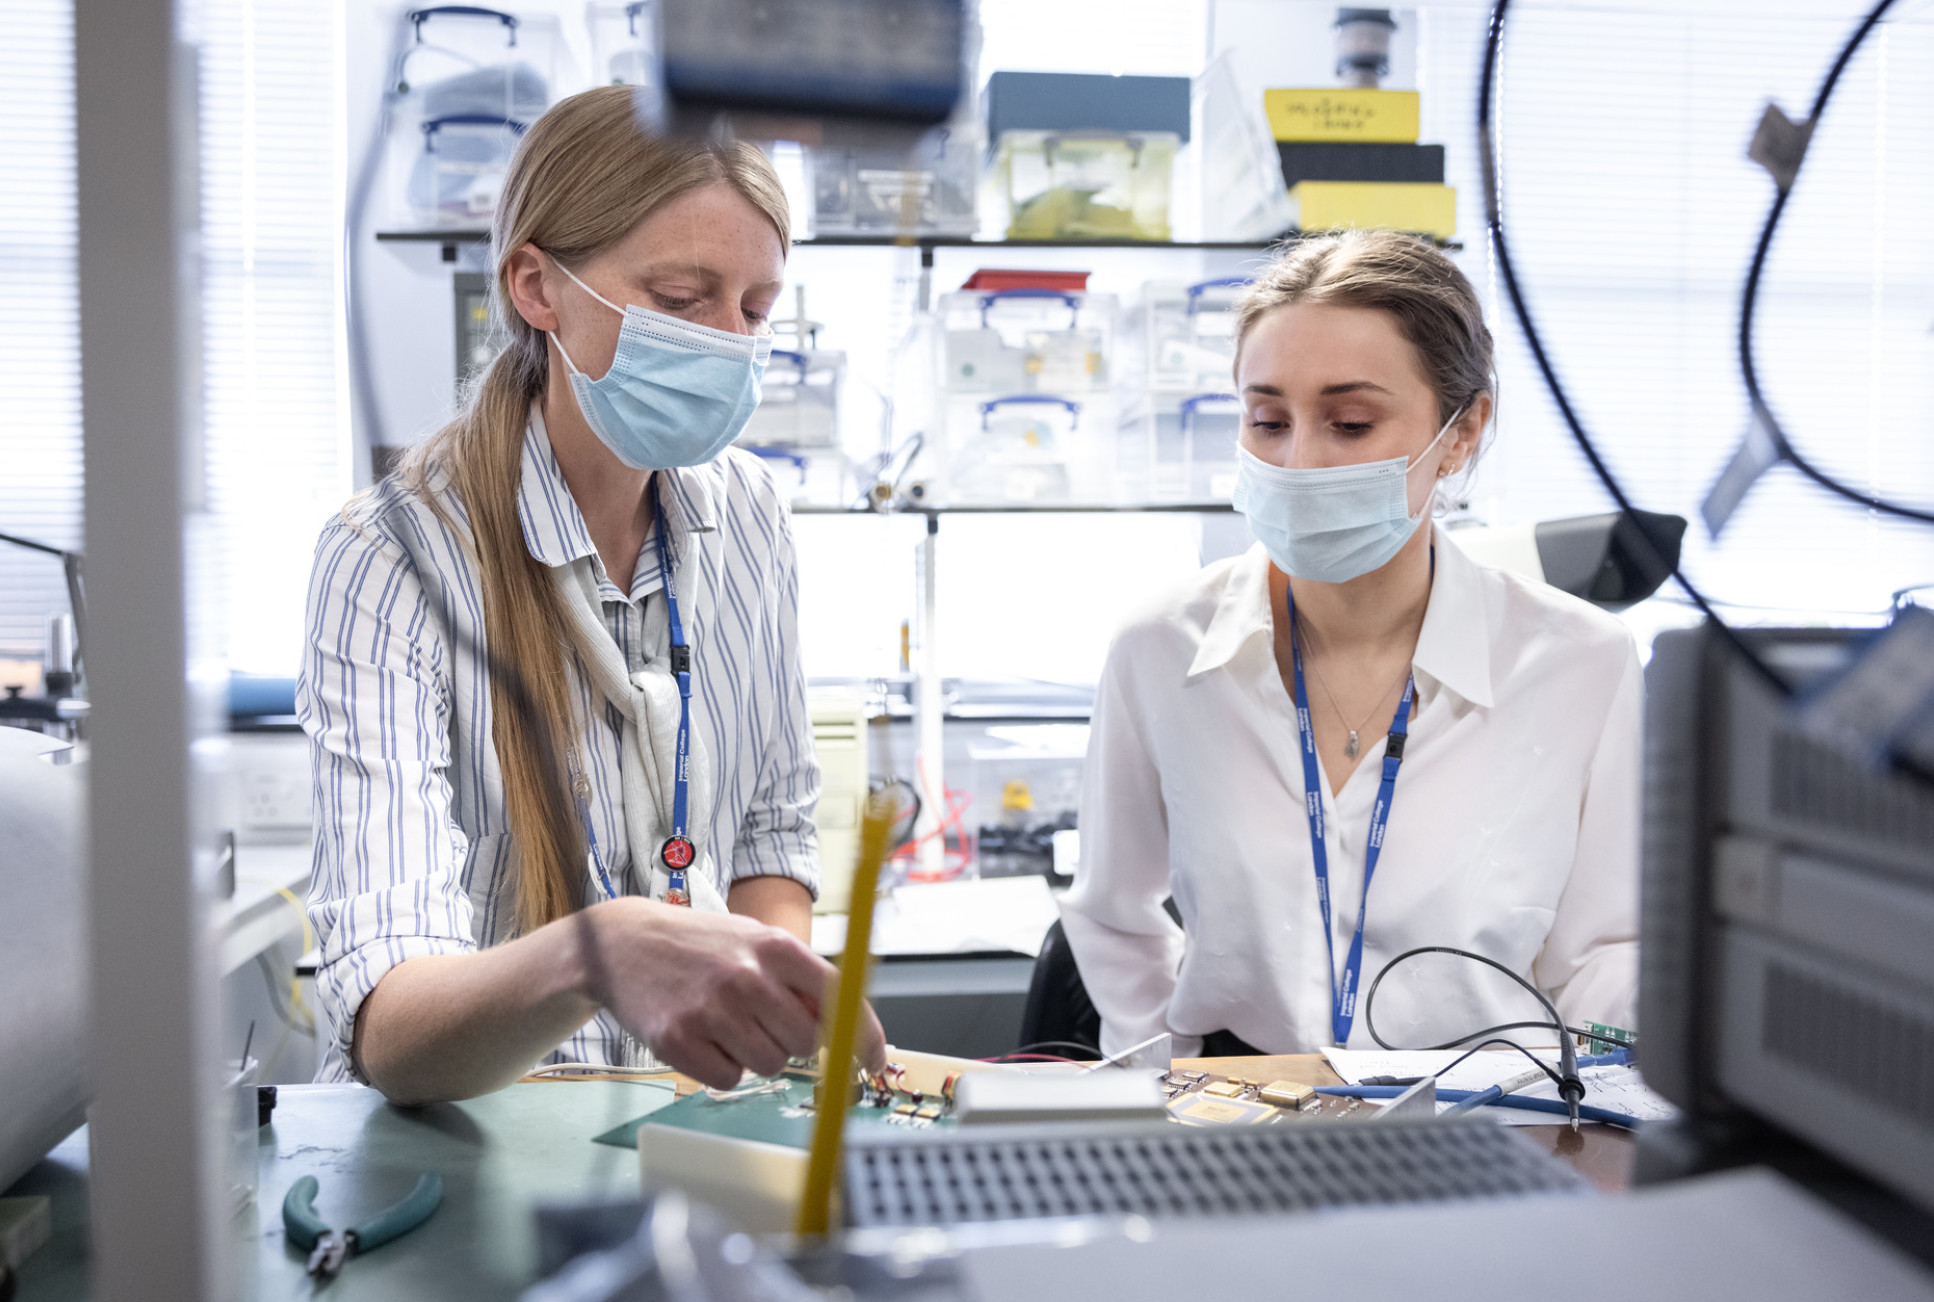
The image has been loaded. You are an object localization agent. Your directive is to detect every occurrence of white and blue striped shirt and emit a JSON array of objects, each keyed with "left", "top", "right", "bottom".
[{"left": 297, "top": 418, "right": 821, "bottom": 1083}]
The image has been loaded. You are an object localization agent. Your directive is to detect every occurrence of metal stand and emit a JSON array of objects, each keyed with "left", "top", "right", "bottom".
[
  {"left": 913, "top": 514, "right": 945, "bottom": 879},
  {"left": 77, "top": 5, "right": 225, "bottom": 1298}
]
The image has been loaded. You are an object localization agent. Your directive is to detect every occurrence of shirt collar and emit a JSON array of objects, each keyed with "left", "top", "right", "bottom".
[
  {"left": 1413, "top": 522, "right": 1494, "bottom": 709},
  {"left": 1185, "top": 524, "right": 1495, "bottom": 710},
  {"left": 517, "top": 407, "right": 720, "bottom": 573},
  {"left": 1188, "top": 542, "right": 1276, "bottom": 679}
]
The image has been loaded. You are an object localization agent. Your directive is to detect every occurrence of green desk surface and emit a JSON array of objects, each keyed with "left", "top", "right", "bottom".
[{"left": 7, "top": 1080, "right": 677, "bottom": 1301}]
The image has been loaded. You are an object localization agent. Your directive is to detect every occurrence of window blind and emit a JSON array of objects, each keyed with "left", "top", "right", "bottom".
[
  {"left": 0, "top": 0, "right": 347, "bottom": 674},
  {"left": 0, "top": 0, "right": 81, "bottom": 661},
  {"left": 198, "top": 0, "right": 350, "bottom": 673},
  {"left": 1419, "top": 4, "right": 1934, "bottom": 627}
]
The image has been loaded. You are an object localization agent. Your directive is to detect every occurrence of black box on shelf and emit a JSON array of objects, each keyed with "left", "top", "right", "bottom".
[{"left": 1276, "top": 142, "right": 1446, "bottom": 189}]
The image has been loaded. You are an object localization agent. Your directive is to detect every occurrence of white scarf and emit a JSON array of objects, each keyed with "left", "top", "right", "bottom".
[{"left": 552, "top": 541, "right": 729, "bottom": 914}]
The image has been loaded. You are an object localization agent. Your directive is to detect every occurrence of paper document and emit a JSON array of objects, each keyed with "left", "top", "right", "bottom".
[
  {"left": 1323, "top": 1047, "right": 1679, "bottom": 1126},
  {"left": 812, "top": 874, "right": 1060, "bottom": 958}
]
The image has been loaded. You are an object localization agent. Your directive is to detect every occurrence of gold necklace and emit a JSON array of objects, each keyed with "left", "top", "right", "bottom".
[{"left": 1297, "top": 626, "right": 1413, "bottom": 760}]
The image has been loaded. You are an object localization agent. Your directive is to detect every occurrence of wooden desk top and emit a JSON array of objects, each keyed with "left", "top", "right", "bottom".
[{"left": 1175, "top": 1052, "right": 1636, "bottom": 1193}]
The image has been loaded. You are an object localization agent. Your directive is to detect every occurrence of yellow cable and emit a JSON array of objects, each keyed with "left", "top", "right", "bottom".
[
  {"left": 273, "top": 885, "right": 317, "bottom": 1029},
  {"left": 795, "top": 789, "right": 900, "bottom": 1237}
]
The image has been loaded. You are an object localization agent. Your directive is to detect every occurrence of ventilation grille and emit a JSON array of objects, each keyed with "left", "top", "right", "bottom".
[
  {"left": 1764, "top": 963, "right": 1934, "bottom": 1126},
  {"left": 1771, "top": 729, "right": 1934, "bottom": 858},
  {"left": 843, "top": 1119, "right": 1585, "bottom": 1228}
]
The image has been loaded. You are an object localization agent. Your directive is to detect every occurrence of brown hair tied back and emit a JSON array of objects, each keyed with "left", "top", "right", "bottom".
[{"left": 1234, "top": 229, "right": 1494, "bottom": 430}]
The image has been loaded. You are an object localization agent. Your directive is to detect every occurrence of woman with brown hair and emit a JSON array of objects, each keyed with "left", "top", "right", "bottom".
[
  {"left": 298, "top": 87, "right": 881, "bottom": 1101},
  {"left": 1062, "top": 229, "right": 1640, "bottom": 1059}
]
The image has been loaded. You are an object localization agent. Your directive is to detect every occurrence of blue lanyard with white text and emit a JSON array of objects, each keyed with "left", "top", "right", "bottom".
[
  {"left": 1286, "top": 587, "right": 1415, "bottom": 1047},
  {"left": 651, "top": 474, "right": 697, "bottom": 906}
]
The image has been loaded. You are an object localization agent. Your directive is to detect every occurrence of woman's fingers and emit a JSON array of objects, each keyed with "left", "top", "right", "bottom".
[
  {"left": 856, "top": 999, "right": 889, "bottom": 1074},
  {"left": 657, "top": 1032, "right": 744, "bottom": 1092}
]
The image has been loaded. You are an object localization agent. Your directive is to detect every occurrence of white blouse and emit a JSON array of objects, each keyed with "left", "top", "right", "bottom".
[{"left": 1060, "top": 525, "right": 1641, "bottom": 1059}]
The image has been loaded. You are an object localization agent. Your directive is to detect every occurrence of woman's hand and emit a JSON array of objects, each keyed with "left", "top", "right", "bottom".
[{"left": 580, "top": 898, "right": 886, "bottom": 1090}]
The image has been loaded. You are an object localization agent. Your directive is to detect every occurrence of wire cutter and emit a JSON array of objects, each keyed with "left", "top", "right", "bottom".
[{"left": 281, "top": 1172, "right": 443, "bottom": 1280}]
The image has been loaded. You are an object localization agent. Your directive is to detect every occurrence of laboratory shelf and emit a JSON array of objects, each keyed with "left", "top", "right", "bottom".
[
  {"left": 791, "top": 500, "right": 1236, "bottom": 516},
  {"left": 374, "top": 228, "right": 1288, "bottom": 255}
]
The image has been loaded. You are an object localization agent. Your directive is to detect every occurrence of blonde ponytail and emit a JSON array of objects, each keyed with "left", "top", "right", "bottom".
[{"left": 398, "top": 86, "right": 790, "bottom": 935}]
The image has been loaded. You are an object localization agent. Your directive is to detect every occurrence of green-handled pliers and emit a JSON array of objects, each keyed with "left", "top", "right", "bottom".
[{"left": 281, "top": 1172, "right": 443, "bottom": 1280}]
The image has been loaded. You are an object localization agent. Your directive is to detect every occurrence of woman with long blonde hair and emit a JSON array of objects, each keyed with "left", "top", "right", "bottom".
[{"left": 298, "top": 87, "right": 880, "bottom": 1101}]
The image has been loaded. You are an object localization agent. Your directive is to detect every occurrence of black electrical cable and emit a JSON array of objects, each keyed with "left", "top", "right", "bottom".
[
  {"left": 1478, "top": 0, "right": 1789, "bottom": 697},
  {"left": 1737, "top": 0, "right": 1934, "bottom": 525},
  {"left": 1364, "top": 945, "right": 1585, "bottom": 1127},
  {"left": 1007, "top": 1039, "right": 1104, "bottom": 1059},
  {"left": 1431, "top": 1036, "right": 1563, "bottom": 1090},
  {"left": 1374, "top": 1018, "right": 1632, "bottom": 1053}
]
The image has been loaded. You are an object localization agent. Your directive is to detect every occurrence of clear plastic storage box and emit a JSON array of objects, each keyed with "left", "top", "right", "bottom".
[
  {"left": 945, "top": 394, "right": 1108, "bottom": 504},
  {"left": 982, "top": 71, "right": 1191, "bottom": 242},
  {"left": 937, "top": 288, "right": 1116, "bottom": 395},
  {"left": 386, "top": 8, "right": 572, "bottom": 230},
  {"left": 991, "top": 130, "right": 1179, "bottom": 242},
  {"left": 809, "top": 126, "right": 980, "bottom": 237},
  {"left": 1127, "top": 277, "right": 1248, "bottom": 393},
  {"left": 739, "top": 348, "right": 844, "bottom": 450},
  {"left": 586, "top": 1, "right": 654, "bottom": 87},
  {"left": 1117, "top": 391, "right": 1242, "bottom": 502}
]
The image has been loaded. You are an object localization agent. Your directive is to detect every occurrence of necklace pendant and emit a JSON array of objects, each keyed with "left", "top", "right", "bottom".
[{"left": 1345, "top": 731, "right": 1360, "bottom": 760}]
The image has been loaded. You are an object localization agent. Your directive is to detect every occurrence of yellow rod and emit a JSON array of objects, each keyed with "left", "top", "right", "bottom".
[{"left": 795, "top": 788, "right": 899, "bottom": 1237}]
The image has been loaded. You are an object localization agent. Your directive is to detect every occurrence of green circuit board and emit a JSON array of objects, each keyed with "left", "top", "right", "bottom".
[{"left": 597, "top": 1070, "right": 957, "bottom": 1150}]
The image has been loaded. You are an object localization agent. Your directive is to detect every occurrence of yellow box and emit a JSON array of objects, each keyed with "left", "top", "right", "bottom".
[
  {"left": 1264, "top": 88, "right": 1420, "bottom": 143},
  {"left": 1287, "top": 181, "right": 1456, "bottom": 240}
]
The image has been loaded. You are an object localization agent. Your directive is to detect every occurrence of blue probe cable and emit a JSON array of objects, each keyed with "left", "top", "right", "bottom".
[{"left": 1316, "top": 1084, "right": 1641, "bottom": 1129}]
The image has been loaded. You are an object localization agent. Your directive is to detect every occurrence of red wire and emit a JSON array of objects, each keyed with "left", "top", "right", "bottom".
[
  {"left": 893, "top": 759, "right": 976, "bottom": 879},
  {"left": 977, "top": 1052, "right": 1085, "bottom": 1064}
]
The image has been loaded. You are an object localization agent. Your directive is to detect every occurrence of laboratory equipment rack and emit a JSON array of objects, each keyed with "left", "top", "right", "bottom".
[{"left": 374, "top": 229, "right": 1289, "bottom": 261}]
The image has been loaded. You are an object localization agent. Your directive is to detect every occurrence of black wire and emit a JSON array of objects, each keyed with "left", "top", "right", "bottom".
[
  {"left": 1379, "top": 1019, "right": 1632, "bottom": 1053},
  {"left": 1736, "top": 0, "right": 1931, "bottom": 525},
  {"left": 1479, "top": 0, "right": 1790, "bottom": 697},
  {"left": 1008, "top": 1039, "right": 1102, "bottom": 1059},
  {"left": 1364, "top": 944, "right": 1583, "bottom": 1114},
  {"left": 875, "top": 776, "right": 923, "bottom": 851},
  {"left": 1432, "top": 1036, "right": 1563, "bottom": 1089}
]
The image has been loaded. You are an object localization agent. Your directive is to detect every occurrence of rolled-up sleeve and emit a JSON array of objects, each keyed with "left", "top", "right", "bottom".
[
  {"left": 1534, "top": 642, "right": 1642, "bottom": 1030},
  {"left": 1060, "top": 632, "right": 1189, "bottom": 1058},
  {"left": 297, "top": 515, "right": 475, "bottom": 1078},
  {"left": 727, "top": 468, "right": 821, "bottom": 896}
]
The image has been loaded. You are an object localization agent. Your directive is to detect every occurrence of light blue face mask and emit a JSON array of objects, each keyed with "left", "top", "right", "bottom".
[
  {"left": 546, "top": 256, "right": 772, "bottom": 470},
  {"left": 1231, "top": 407, "right": 1465, "bottom": 583}
]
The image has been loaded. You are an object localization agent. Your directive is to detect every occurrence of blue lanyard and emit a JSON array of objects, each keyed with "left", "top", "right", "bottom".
[
  {"left": 1285, "top": 586, "right": 1415, "bottom": 1047},
  {"left": 650, "top": 475, "right": 697, "bottom": 906},
  {"left": 569, "top": 475, "right": 697, "bottom": 907}
]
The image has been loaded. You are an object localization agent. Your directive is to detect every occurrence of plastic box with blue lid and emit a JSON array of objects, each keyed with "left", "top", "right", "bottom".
[
  {"left": 937, "top": 286, "right": 1118, "bottom": 394},
  {"left": 1116, "top": 390, "right": 1242, "bottom": 503},
  {"left": 385, "top": 7, "right": 573, "bottom": 229}
]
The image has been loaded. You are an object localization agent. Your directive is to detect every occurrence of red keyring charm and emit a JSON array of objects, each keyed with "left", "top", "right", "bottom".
[{"left": 660, "top": 836, "right": 695, "bottom": 871}]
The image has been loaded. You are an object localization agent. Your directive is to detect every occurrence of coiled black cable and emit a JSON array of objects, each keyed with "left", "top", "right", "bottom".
[
  {"left": 1736, "top": 0, "right": 1934, "bottom": 525},
  {"left": 1478, "top": 0, "right": 1789, "bottom": 694},
  {"left": 1364, "top": 945, "right": 1586, "bottom": 1125}
]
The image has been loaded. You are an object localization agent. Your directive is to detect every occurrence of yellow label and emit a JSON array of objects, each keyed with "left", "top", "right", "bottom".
[
  {"left": 1287, "top": 181, "right": 1456, "bottom": 240},
  {"left": 1264, "top": 88, "right": 1421, "bottom": 142}
]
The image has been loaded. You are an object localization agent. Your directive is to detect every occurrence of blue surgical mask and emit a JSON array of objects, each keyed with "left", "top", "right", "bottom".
[
  {"left": 1232, "top": 408, "right": 1464, "bottom": 583},
  {"left": 546, "top": 257, "right": 772, "bottom": 470}
]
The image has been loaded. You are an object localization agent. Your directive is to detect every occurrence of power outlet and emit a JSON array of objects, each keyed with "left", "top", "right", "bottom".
[{"left": 241, "top": 768, "right": 310, "bottom": 833}]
